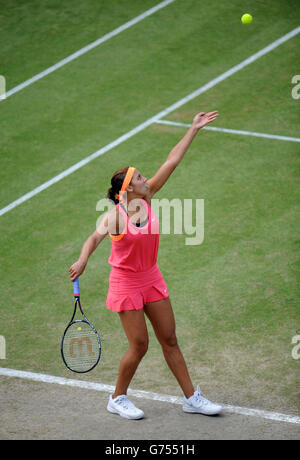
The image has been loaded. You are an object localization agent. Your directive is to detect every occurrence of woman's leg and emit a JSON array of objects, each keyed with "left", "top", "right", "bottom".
[
  {"left": 144, "top": 297, "right": 195, "bottom": 399},
  {"left": 113, "top": 309, "right": 149, "bottom": 398}
]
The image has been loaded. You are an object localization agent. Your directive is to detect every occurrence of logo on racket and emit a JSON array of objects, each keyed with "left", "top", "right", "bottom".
[{"left": 69, "top": 337, "right": 95, "bottom": 358}]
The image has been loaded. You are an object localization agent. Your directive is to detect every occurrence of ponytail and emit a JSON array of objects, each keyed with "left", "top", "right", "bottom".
[{"left": 107, "top": 166, "right": 130, "bottom": 204}]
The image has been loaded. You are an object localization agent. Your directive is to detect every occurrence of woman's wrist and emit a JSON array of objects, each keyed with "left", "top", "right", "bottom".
[
  {"left": 78, "top": 256, "right": 88, "bottom": 267},
  {"left": 190, "top": 123, "right": 201, "bottom": 134}
]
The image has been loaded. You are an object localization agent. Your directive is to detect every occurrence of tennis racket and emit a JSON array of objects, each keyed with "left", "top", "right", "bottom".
[{"left": 61, "top": 278, "right": 101, "bottom": 373}]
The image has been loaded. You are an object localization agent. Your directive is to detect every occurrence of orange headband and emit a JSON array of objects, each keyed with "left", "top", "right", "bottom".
[{"left": 116, "top": 167, "right": 136, "bottom": 202}]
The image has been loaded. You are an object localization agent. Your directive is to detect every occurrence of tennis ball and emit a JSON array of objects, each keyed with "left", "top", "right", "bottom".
[
  {"left": 77, "top": 327, "right": 82, "bottom": 331},
  {"left": 241, "top": 13, "right": 253, "bottom": 24}
]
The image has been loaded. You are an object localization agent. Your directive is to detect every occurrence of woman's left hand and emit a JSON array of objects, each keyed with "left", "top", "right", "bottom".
[{"left": 192, "top": 111, "right": 219, "bottom": 130}]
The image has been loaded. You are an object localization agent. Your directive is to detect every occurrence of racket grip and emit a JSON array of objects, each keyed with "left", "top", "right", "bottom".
[{"left": 73, "top": 278, "right": 80, "bottom": 297}]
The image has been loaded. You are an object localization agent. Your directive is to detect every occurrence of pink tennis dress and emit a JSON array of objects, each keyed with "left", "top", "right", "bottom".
[{"left": 106, "top": 199, "right": 169, "bottom": 312}]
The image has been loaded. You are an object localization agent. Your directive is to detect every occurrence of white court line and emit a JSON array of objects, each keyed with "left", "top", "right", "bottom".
[
  {"left": 4, "top": 0, "right": 176, "bottom": 99},
  {"left": 0, "top": 367, "right": 299, "bottom": 425},
  {"left": 155, "top": 119, "right": 300, "bottom": 143},
  {"left": 1, "top": 26, "right": 299, "bottom": 217}
]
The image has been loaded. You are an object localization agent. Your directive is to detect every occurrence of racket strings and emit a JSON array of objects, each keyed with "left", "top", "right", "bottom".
[{"left": 62, "top": 321, "right": 100, "bottom": 372}]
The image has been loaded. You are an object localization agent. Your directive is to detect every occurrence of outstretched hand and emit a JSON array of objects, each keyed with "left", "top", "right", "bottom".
[{"left": 192, "top": 111, "right": 219, "bottom": 130}]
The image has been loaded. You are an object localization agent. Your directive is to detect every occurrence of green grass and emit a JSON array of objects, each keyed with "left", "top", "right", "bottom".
[{"left": 0, "top": 0, "right": 299, "bottom": 415}]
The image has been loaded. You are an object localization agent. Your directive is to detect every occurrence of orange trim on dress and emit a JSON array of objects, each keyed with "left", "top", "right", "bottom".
[
  {"left": 109, "top": 202, "right": 127, "bottom": 242},
  {"left": 109, "top": 228, "right": 126, "bottom": 242}
]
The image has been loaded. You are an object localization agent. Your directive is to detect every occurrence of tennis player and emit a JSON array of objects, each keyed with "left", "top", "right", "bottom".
[{"left": 69, "top": 111, "right": 222, "bottom": 420}]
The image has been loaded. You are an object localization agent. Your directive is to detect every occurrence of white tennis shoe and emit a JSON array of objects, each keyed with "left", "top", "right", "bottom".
[
  {"left": 183, "top": 385, "right": 222, "bottom": 415},
  {"left": 107, "top": 394, "right": 144, "bottom": 420}
]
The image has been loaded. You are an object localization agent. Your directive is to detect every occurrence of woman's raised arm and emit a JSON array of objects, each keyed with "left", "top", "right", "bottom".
[{"left": 147, "top": 111, "right": 218, "bottom": 197}]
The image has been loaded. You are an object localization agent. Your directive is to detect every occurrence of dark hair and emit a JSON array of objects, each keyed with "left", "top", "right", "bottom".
[{"left": 107, "top": 166, "right": 130, "bottom": 204}]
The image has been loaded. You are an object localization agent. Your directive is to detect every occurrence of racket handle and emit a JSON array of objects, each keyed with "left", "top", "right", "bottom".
[{"left": 73, "top": 278, "right": 80, "bottom": 297}]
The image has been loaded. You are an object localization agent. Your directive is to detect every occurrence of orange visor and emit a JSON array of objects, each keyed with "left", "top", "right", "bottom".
[{"left": 116, "top": 167, "right": 136, "bottom": 203}]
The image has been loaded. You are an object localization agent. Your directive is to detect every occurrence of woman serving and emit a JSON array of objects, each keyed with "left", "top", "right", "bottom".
[{"left": 69, "top": 111, "right": 222, "bottom": 420}]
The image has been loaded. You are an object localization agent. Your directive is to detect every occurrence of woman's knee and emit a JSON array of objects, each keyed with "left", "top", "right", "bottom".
[
  {"left": 161, "top": 332, "right": 178, "bottom": 351},
  {"left": 131, "top": 337, "right": 149, "bottom": 358}
]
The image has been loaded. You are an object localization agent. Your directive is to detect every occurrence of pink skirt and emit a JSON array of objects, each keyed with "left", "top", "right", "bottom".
[{"left": 106, "top": 264, "right": 169, "bottom": 312}]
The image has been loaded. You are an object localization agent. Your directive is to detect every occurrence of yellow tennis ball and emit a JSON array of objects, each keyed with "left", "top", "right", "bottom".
[
  {"left": 241, "top": 13, "right": 253, "bottom": 24},
  {"left": 77, "top": 327, "right": 82, "bottom": 331}
]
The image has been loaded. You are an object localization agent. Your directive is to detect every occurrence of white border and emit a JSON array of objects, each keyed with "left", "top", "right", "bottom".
[
  {"left": 155, "top": 119, "right": 300, "bottom": 143},
  {"left": 0, "top": 367, "right": 299, "bottom": 425}
]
